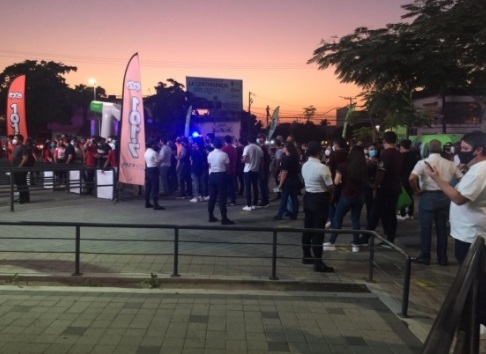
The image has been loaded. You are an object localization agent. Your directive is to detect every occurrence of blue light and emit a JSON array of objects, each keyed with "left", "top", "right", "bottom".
[{"left": 191, "top": 131, "right": 200, "bottom": 138}]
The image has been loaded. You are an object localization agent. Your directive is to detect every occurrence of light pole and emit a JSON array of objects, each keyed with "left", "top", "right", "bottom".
[{"left": 88, "top": 79, "right": 99, "bottom": 135}]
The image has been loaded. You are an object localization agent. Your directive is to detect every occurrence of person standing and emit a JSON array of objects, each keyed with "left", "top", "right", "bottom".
[
  {"left": 273, "top": 142, "right": 300, "bottom": 220},
  {"left": 327, "top": 137, "right": 349, "bottom": 228},
  {"left": 325, "top": 145, "right": 368, "bottom": 252},
  {"left": 300, "top": 141, "right": 334, "bottom": 273},
  {"left": 144, "top": 139, "right": 164, "bottom": 210},
  {"left": 359, "top": 131, "right": 402, "bottom": 245},
  {"left": 241, "top": 137, "right": 263, "bottom": 211},
  {"left": 409, "top": 139, "right": 463, "bottom": 265},
  {"left": 221, "top": 135, "right": 237, "bottom": 206},
  {"left": 398, "top": 139, "right": 420, "bottom": 220},
  {"left": 273, "top": 139, "right": 284, "bottom": 200},
  {"left": 426, "top": 131, "right": 486, "bottom": 326},
  {"left": 11, "top": 134, "right": 30, "bottom": 204},
  {"left": 257, "top": 133, "right": 270, "bottom": 208},
  {"left": 176, "top": 137, "right": 192, "bottom": 199},
  {"left": 189, "top": 141, "right": 205, "bottom": 202},
  {"left": 207, "top": 138, "right": 234, "bottom": 225},
  {"left": 158, "top": 138, "right": 172, "bottom": 196}
]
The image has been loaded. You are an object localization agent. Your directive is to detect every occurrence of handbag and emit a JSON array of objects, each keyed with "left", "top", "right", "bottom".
[{"left": 396, "top": 185, "right": 412, "bottom": 210}]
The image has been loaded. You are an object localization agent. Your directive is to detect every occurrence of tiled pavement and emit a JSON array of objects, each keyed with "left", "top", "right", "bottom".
[
  {"left": 0, "top": 287, "right": 421, "bottom": 354},
  {"left": 0, "top": 186, "right": 469, "bottom": 353}
]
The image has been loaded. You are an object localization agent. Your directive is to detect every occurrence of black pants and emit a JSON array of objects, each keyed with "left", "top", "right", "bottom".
[
  {"left": 400, "top": 180, "right": 414, "bottom": 217},
  {"left": 455, "top": 239, "right": 486, "bottom": 325},
  {"left": 145, "top": 167, "right": 160, "bottom": 206},
  {"left": 244, "top": 171, "right": 259, "bottom": 206},
  {"left": 82, "top": 168, "right": 96, "bottom": 194},
  {"left": 14, "top": 172, "right": 29, "bottom": 202},
  {"left": 302, "top": 192, "right": 330, "bottom": 260},
  {"left": 366, "top": 191, "right": 399, "bottom": 242},
  {"left": 208, "top": 172, "right": 228, "bottom": 219}
]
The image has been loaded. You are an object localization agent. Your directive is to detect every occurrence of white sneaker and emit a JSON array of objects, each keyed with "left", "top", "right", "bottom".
[
  {"left": 251, "top": 205, "right": 257, "bottom": 210},
  {"left": 242, "top": 205, "right": 252, "bottom": 211},
  {"left": 397, "top": 215, "right": 409, "bottom": 221},
  {"left": 351, "top": 243, "right": 360, "bottom": 253},
  {"left": 203, "top": 196, "right": 210, "bottom": 201},
  {"left": 325, "top": 221, "right": 331, "bottom": 229},
  {"left": 189, "top": 197, "right": 198, "bottom": 203},
  {"left": 323, "top": 242, "right": 336, "bottom": 251}
]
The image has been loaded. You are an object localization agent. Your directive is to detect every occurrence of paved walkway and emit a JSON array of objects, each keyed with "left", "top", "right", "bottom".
[{"left": 0, "top": 186, "right": 470, "bottom": 353}]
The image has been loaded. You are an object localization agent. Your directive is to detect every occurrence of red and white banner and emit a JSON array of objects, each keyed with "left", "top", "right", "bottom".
[
  {"left": 6, "top": 75, "right": 28, "bottom": 138},
  {"left": 118, "top": 53, "right": 146, "bottom": 186}
]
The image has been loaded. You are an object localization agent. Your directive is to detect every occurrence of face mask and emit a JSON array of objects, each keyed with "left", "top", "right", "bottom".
[
  {"left": 109, "top": 143, "right": 115, "bottom": 149},
  {"left": 11, "top": 139, "right": 18, "bottom": 145},
  {"left": 70, "top": 141, "right": 75, "bottom": 145},
  {"left": 332, "top": 146, "right": 336, "bottom": 152},
  {"left": 450, "top": 147, "right": 455, "bottom": 154},
  {"left": 50, "top": 143, "right": 56, "bottom": 148},
  {"left": 369, "top": 150, "right": 377, "bottom": 158},
  {"left": 457, "top": 150, "right": 475, "bottom": 165},
  {"left": 325, "top": 150, "right": 331, "bottom": 157}
]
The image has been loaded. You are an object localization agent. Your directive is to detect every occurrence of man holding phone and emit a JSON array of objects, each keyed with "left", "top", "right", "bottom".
[{"left": 409, "top": 139, "right": 463, "bottom": 265}]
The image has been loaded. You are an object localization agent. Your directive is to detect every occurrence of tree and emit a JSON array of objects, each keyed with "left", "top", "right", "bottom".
[
  {"left": 145, "top": 79, "right": 189, "bottom": 137},
  {"left": 0, "top": 60, "right": 79, "bottom": 135},
  {"left": 308, "top": 0, "right": 486, "bottom": 132},
  {"left": 303, "top": 105, "right": 317, "bottom": 121}
]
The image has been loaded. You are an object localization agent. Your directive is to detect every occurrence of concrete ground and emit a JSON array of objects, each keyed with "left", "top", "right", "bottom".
[{"left": 0, "top": 184, "right": 473, "bottom": 353}]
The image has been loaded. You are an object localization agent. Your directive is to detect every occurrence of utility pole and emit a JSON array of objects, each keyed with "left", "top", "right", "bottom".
[
  {"left": 248, "top": 92, "right": 254, "bottom": 138},
  {"left": 339, "top": 96, "right": 354, "bottom": 106}
]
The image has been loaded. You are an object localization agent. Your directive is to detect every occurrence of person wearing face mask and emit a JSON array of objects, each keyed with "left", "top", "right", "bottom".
[
  {"left": 364, "top": 144, "right": 379, "bottom": 225},
  {"left": 409, "top": 139, "right": 463, "bottom": 266},
  {"left": 426, "top": 131, "right": 486, "bottom": 328}
]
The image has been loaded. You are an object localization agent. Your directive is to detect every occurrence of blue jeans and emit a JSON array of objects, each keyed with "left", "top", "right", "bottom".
[
  {"left": 418, "top": 191, "right": 450, "bottom": 263},
  {"left": 277, "top": 180, "right": 299, "bottom": 218},
  {"left": 330, "top": 194, "right": 364, "bottom": 244},
  {"left": 191, "top": 172, "right": 202, "bottom": 198}
]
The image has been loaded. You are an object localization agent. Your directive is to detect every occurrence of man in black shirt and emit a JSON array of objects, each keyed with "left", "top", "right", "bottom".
[{"left": 398, "top": 139, "right": 419, "bottom": 220}]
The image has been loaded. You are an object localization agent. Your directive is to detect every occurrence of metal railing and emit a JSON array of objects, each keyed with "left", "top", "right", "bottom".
[
  {"left": 0, "top": 220, "right": 414, "bottom": 317},
  {"left": 0, "top": 164, "right": 117, "bottom": 211},
  {"left": 422, "top": 237, "right": 485, "bottom": 354}
]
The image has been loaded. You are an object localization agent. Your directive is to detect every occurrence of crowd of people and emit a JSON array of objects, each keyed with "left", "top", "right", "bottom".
[
  {"left": 3, "top": 129, "right": 486, "bottom": 279},
  {"left": 1, "top": 133, "right": 118, "bottom": 203}
]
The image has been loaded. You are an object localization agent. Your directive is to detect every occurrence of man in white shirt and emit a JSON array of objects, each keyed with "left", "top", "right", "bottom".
[
  {"left": 207, "top": 138, "right": 234, "bottom": 225},
  {"left": 144, "top": 139, "right": 164, "bottom": 210},
  {"left": 427, "top": 131, "right": 486, "bottom": 326},
  {"left": 301, "top": 141, "right": 334, "bottom": 273},
  {"left": 241, "top": 137, "right": 263, "bottom": 211},
  {"left": 409, "top": 139, "right": 463, "bottom": 266}
]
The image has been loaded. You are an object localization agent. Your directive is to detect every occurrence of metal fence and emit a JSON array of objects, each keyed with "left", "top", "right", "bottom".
[{"left": 0, "top": 220, "right": 414, "bottom": 317}]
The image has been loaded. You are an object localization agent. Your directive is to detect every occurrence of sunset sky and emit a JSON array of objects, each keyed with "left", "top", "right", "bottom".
[{"left": 1, "top": 0, "right": 410, "bottom": 125}]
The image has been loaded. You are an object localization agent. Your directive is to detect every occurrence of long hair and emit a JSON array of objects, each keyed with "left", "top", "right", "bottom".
[
  {"left": 285, "top": 142, "right": 298, "bottom": 156},
  {"left": 348, "top": 145, "right": 368, "bottom": 186}
]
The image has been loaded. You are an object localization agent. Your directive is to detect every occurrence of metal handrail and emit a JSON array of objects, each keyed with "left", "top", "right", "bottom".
[
  {"left": 422, "top": 237, "right": 485, "bottom": 354},
  {"left": 0, "top": 220, "right": 414, "bottom": 316}
]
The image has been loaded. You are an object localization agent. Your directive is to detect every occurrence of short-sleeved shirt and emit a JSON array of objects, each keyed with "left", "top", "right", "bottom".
[
  {"left": 450, "top": 160, "right": 486, "bottom": 243},
  {"left": 221, "top": 144, "right": 237, "bottom": 174},
  {"left": 12, "top": 145, "right": 28, "bottom": 167},
  {"left": 378, "top": 148, "right": 403, "bottom": 196},
  {"left": 65, "top": 144, "right": 75, "bottom": 164},
  {"left": 207, "top": 149, "right": 229, "bottom": 173},
  {"left": 411, "top": 153, "right": 463, "bottom": 191},
  {"left": 159, "top": 145, "right": 172, "bottom": 167},
  {"left": 301, "top": 157, "right": 332, "bottom": 193},
  {"left": 280, "top": 154, "right": 300, "bottom": 179},
  {"left": 144, "top": 148, "right": 159, "bottom": 168},
  {"left": 242, "top": 143, "right": 263, "bottom": 172}
]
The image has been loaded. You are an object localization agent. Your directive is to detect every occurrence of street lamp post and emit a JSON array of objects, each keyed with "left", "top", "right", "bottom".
[{"left": 88, "top": 79, "right": 98, "bottom": 135}]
